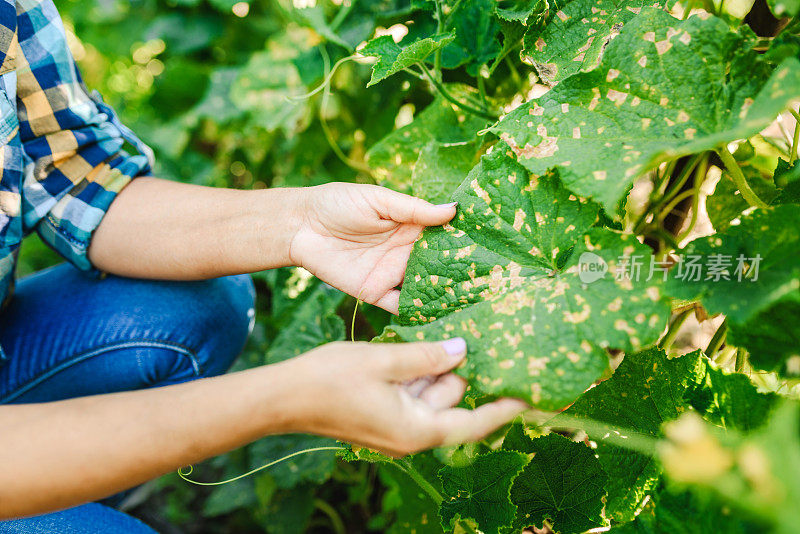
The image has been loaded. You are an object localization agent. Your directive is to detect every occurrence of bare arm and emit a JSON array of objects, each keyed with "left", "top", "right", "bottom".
[
  {"left": 88, "top": 177, "right": 304, "bottom": 280},
  {"left": 88, "top": 178, "right": 458, "bottom": 313},
  {"left": 0, "top": 340, "right": 525, "bottom": 520}
]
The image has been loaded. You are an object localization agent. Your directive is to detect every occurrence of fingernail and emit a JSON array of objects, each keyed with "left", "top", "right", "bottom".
[
  {"left": 435, "top": 201, "right": 458, "bottom": 209},
  {"left": 440, "top": 337, "right": 467, "bottom": 358}
]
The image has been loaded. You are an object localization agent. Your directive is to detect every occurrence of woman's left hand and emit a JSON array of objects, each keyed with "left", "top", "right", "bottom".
[{"left": 289, "top": 183, "right": 457, "bottom": 314}]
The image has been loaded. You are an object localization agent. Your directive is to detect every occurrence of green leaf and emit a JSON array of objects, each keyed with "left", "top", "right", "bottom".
[
  {"left": 248, "top": 434, "right": 338, "bottom": 489},
  {"left": 411, "top": 140, "right": 482, "bottom": 203},
  {"left": 337, "top": 443, "right": 395, "bottom": 465},
  {"left": 508, "top": 433, "right": 608, "bottom": 533},
  {"left": 438, "top": 450, "right": 528, "bottom": 534},
  {"left": 366, "top": 92, "right": 488, "bottom": 190},
  {"left": 379, "top": 454, "right": 445, "bottom": 534},
  {"left": 687, "top": 361, "right": 777, "bottom": 434},
  {"left": 611, "top": 486, "right": 767, "bottom": 534},
  {"left": 230, "top": 51, "right": 306, "bottom": 132},
  {"left": 378, "top": 146, "right": 670, "bottom": 408},
  {"left": 561, "top": 348, "right": 706, "bottom": 522},
  {"left": 491, "top": 2, "right": 541, "bottom": 72},
  {"left": 659, "top": 402, "right": 800, "bottom": 534},
  {"left": 521, "top": 0, "right": 670, "bottom": 83},
  {"left": 190, "top": 67, "right": 246, "bottom": 124},
  {"left": 361, "top": 33, "right": 455, "bottom": 87},
  {"left": 440, "top": 0, "right": 502, "bottom": 75},
  {"left": 706, "top": 166, "right": 778, "bottom": 232},
  {"left": 766, "top": 0, "right": 800, "bottom": 17},
  {"left": 260, "top": 485, "right": 316, "bottom": 534},
  {"left": 202, "top": 479, "right": 258, "bottom": 517},
  {"left": 665, "top": 205, "right": 800, "bottom": 373},
  {"left": 264, "top": 276, "right": 346, "bottom": 364},
  {"left": 493, "top": 8, "right": 800, "bottom": 214},
  {"left": 773, "top": 158, "right": 800, "bottom": 204}
]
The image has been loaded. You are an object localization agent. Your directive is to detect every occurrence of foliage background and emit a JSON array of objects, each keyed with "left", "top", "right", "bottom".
[{"left": 16, "top": 0, "right": 800, "bottom": 532}]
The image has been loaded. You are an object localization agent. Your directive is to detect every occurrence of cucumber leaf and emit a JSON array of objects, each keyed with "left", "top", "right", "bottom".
[
  {"left": 559, "top": 348, "right": 706, "bottom": 522},
  {"left": 378, "top": 145, "right": 670, "bottom": 409},
  {"left": 666, "top": 205, "right": 800, "bottom": 373},
  {"left": 361, "top": 33, "right": 455, "bottom": 87},
  {"left": 506, "top": 433, "right": 608, "bottom": 533},
  {"left": 493, "top": 8, "right": 800, "bottom": 214},
  {"left": 521, "top": 0, "right": 671, "bottom": 83},
  {"left": 438, "top": 450, "right": 528, "bottom": 534}
]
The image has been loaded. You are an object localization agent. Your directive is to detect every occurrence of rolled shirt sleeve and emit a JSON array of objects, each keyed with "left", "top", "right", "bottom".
[{"left": 15, "top": 0, "right": 153, "bottom": 271}]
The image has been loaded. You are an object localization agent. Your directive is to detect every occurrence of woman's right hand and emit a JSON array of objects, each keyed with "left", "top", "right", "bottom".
[{"left": 282, "top": 337, "right": 528, "bottom": 457}]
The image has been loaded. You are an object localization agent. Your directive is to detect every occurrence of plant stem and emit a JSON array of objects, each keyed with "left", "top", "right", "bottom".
[
  {"left": 657, "top": 189, "right": 696, "bottom": 222},
  {"left": 504, "top": 54, "right": 522, "bottom": 85},
  {"left": 790, "top": 109, "right": 800, "bottom": 164},
  {"left": 633, "top": 155, "right": 701, "bottom": 235},
  {"left": 717, "top": 145, "right": 769, "bottom": 209},
  {"left": 433, "top": 0, "right": 445, "bottom": 79},
  {"left": 705, "top": 318, "right": 728, "bottom": 356},
  {"left": 659, "top": 154, "right": 703, "bottom": 209},
  {"left": 676, "top": 153, "right": 709, "bottom": 243},
  {"left": 660, "top": 309, "right": 692, "bottom": 351},
  {"left": 418, "top": 63, "right": 498, "bottom": 121},
  {"left": 313, "top": 498, "right": 347, "bottom": 534},
  {"left": 735, "top": 347, "right": 747, "bottom": 373},
  {"left": 397, "top": 458, "right": 444, "bottom": 505},
  {"left": 477, "top": 73, "right": 487, "bottom": 107}
]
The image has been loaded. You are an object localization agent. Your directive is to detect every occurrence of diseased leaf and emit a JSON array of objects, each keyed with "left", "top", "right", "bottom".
[
  {"left": 438, "top": 450, "right": 528, "bottom": 534},
  {"left": 366, "top": 92, "right": 488, "bottom": 190},
  {"left": 522, "top": 0, "right": 670, "bottom": 83},
  {"left": 508, "top": 433, "right": 608, "bottom": 533},
  {"left": 493, "top": 8, "right": 800, "bottom": 213},
  {"left": 411, "top": 140, "right": 482, "bottom": 203},
  {"left": 361, "top": 33, "right": 455, "bottom": 87},
  {"left": 379, "top": 146, "right": 670, "bottom": 408},
  {"left": 666, "top": 205, "right": 800, "bottom": 373},
  {"left": 560, "top": 348, "right": 706, "bottom": 522}
]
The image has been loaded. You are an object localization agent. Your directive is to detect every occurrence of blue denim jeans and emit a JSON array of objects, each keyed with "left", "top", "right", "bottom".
[{"left": 0, "top": 263, "right": 255, "bottom": 533}]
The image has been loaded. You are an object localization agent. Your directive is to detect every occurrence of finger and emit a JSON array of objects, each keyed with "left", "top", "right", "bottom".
[
  {"left": 373, "top": 188, "right": 458, "bottom": 226},
  {"left": 419, "top": 373, "right": 467, "bottom": 409},
  {"left": 436, "top": 398, "right": 529, "bottom": 446},
  {"left": 373, "top": 289, "right": 400, "bottom": 315},
  {"left": 403, "top": 375, "right": 436, "bottom": 397},
  {"left": 379, "top": 338, "right": 467, "bottom": 381}
]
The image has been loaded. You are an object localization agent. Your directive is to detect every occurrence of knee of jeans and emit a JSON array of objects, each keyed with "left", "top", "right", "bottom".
[{"left": 185, "top": 274, "right": 256, "bottom": 377}]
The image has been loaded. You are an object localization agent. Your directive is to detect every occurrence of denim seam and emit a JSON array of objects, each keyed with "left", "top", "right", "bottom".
[{"left": 0, "top": 339, "right": 202, "bottom": 404}]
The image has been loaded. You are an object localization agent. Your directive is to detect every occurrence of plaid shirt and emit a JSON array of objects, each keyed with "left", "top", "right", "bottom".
[
  {"left": 0, "top": 0, "right": 152, "bottom": 364},
  {"left": 0, "top": 0, "right": 151, "bottom": 347}
]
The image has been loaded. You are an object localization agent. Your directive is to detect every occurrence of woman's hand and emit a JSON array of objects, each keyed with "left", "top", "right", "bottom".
[
  {"left": 289, "top": 183, "right": 457, "bottom": 314},
  {"left": 284, "top": 337, "right": 528, "bottom": 457}
]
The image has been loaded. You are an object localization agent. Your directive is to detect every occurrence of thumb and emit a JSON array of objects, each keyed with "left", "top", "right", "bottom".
[
  {"left": 375, "top": 188, "right": 458, "bottom": 226},
  {"left": 380, "top": 338, "right": 467, "bottom": 381}
]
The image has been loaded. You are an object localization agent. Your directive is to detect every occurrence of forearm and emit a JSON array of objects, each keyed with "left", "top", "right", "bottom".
[
  {"left": 88, "top": 177, "right": 306, "bottom": 279},
  {"left": 0, "top": 362, "right": 301, "bottom": 519}
]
